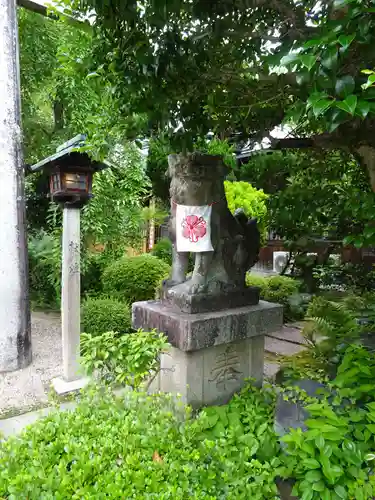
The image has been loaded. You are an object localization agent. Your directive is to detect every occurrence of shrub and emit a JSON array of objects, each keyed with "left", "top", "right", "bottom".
[
  {"left": 102, "top": 254, "right": 170, "bottom": 303},
  {"left": 0, "top": 384, "right": 282, "bottom": 499},
  {"left": 314, "top": 261, "right": 375, "bottom": 292},
  {"left": 151, "top": 237, "right": 173, "bottom": 265},
  {"left": 81, "top": 251, "right": 106, "bottom": 296},
  {"left": 81, "top": 330, "right": 169, "bottom": 388},
  {"left": 246, "top": 274, "right": 301, "bottom": 321},
  {"left": 224, "top": 180, "right": 269, "bottom": 243},
  {"left": 81, "top": 297, "right": 132, "bottom": 335},
  {"left": 28, "top": 231, "right": 61, "bottom": 308},
  {"left": 279, "top": 345, "right": 375, "bottom": 499},
  {"left": 152, "top": 238, "right": 195, "bottom": 272}
]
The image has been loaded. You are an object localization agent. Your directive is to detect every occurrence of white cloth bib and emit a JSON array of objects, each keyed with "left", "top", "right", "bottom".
[{"left": 175, "top": 204, "right": 214, "bottom": 252}]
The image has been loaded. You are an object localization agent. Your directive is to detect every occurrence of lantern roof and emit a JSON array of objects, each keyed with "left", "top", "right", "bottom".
[{"left": 30, "top": 134, "right": 109, "bottom": 173}]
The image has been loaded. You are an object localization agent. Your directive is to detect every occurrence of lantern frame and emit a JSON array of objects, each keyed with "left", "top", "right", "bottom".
[{"left": 30, "top": 135, "right": 107, "bottom": 207}]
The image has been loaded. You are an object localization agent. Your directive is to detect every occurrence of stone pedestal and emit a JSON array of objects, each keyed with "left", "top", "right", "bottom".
[{"left": 132, "top": 300, "right": 283, "bottom": 407}]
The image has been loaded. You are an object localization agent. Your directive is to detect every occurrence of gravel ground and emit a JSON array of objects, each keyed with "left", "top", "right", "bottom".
[{"left": 0, "top": 312, "right": 62, "bottom": 417}]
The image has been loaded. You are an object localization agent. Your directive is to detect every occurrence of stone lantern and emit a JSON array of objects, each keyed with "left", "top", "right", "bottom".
[{"left": 30, "top": 135, "right": 107, "bottom": 393}]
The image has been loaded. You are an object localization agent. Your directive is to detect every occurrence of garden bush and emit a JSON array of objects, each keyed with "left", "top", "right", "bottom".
[
  {"left": 224, "top": 180, "right": 269, "bottom": 243},
  {"left": 246, "top": 274, "right": 302, "bottom": 321},
  {"left": 28, "top": 231, "right": 61, "bottom": 308},
  {"left": 81, "top": 251, "right": 107, "bottom": 296},
  {"left": 151, "top": 237, "right": 173, "bottom": 265},
  {"left": 0, "top": 384, "right": 282, "bottom": 499},
  {"left": 81, "top": 297, "right": 132, "bottom": 335},
  {"left": 81, "top": 329, "right": 169, "bottom": 388},
  {"left": 314, "top": 261, "right": 375, "bottom": 292},
  {"left": 278, "top": 344, "right": 375, "bottom": 499},
  {"left": 152, "top": 237, "right": 195, "bottom": 272},
  {"left": 102, "top": 254, "right": 170, "bottom": 303}
]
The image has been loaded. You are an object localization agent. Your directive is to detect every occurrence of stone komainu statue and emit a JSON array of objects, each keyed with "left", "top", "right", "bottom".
[{"left": 164, "top": 153, "right": 260, "bottom": 304}]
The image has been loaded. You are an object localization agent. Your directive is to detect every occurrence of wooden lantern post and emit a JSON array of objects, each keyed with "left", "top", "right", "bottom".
[{"left": 31, "top": 135, "right": 107, "bottom": 393}]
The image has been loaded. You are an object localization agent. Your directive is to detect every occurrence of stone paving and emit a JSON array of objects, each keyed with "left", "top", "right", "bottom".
[
  {"left": 263, "top": 324, "right": 307, "bottom": 381},
  {"left": 0, "top": 312, "right": 62, "bottom": 418}
]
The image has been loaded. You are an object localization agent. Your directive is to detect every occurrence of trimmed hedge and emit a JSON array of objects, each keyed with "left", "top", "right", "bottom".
[
  {"left": 151, "top": 237, "right": 173, "bottom": 265},
  {"left": 246, "top": 274, "right": 301, "bottom": 320},
  {"left": 81, "top": 297, "right": 132, "bottom": 335},
  {"left": 102, "top": 254, "right": 170, "bottom": 303}
]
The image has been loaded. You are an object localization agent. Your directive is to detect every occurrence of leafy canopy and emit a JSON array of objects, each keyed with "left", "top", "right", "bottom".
[{"left": 56, "top": 0, "right": 375, "bottom": 159}]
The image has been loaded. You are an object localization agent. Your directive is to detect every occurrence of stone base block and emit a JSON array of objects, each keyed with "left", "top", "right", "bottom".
[
  {"left": 52, "top": 376, "right": 90, "bottom": 395},
  {"left": 161, "top": 285, "right": 260, "bottom": 314},
  {"left": 132, "top": 300, "right": 283, "bottom": 352},
  {"left": 150, "top": 336, "right": 265, "bottom": 408},
  {"left": 133, "top": 299, "right": 283, "bottom": 407}
]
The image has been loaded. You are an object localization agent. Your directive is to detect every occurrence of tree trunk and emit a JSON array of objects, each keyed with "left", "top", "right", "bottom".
[
  {"left": 0, "top": 0, "right": 31, "bottom": 371},
  {"left": 356, "top": 145, "right": 375, "bottom": 192},
  {"left": 53, "top": 99, "right": 64, "bottom": 132}
]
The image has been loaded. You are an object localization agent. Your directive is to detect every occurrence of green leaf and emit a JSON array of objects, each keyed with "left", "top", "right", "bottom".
[
  {"left": 280, "top": 53, "right": 301, "bottom": 66},
  {"left": 354, "top": 238, "right": 363, "bottom": 249},
  {"left": 296, "top": 72, "right": 312, "bottom": 85},
  {"left": 313, "top": 480, "right": 326, "bottom": 492},
  {"left": 336, "top": 95, "right": 357, "bottom": 115},
  {"left": 321, "top": 47, "right": 338, "bottom": 70},
  {"left": 306, "top": 469, "right": 322, "bottom": 482},
  {"left": 303, "top": 458, "right": 321, "bottom": 469},
  {"left": 362, "top": 74, "right": 375, "bottom": 90},
  {"left": 307, "top": 92, "right": 328, "bottom": 109},
  {"left": 322, "top": 489, "right": 332, "bottom": 500},
  {"left": 334, "top": 485, "right": 348, "bottom": 499},
  {"left": 338, "top": 34, "right": 355, "bottom": 50},
  {"left": 335, "top": 76, "right": 355, "bottom": 98},
  {"left": 313, "top": 99, "right": 333, "bottom": 117},
  {"left": 356, "top": 99, "right": 370, "bottom": 119},
  {"left": 301, "top": 489, "right": 314, "bottom": 500},
  {"left": 299, "top": 55, "right": 317, "bottom": 71},
  {"left": 303, "top": 39, "right": 323, "bottom": 49},
  {"left": 316, "top": 435, "right": 325, "bottom": 449}
]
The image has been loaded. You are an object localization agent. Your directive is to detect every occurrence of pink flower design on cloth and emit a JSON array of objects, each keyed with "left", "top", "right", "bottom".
[{"left": 181, "top": 215, "right": 207, "bottom": 243}]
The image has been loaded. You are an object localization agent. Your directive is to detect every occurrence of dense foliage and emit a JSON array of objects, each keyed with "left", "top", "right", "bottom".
[
  {"left": 102, "top": 254, "right": 170, "bottom": 303},
  {"left": 280, "top": 344, "right": 375, "bottom": 499},
  {"left": 19, "top": 7, "right": 151, "bottom": 238},
  {"left": 242, "top": 148, "right": 375, "bottom": 291},
  {"left": 28, "top": 231, "right": 61, "bottom": 308},
  {"left": 224, "top": 181, "right": 269, "bottom": 242},
  {"left": 81, "top": 330, "right": 168, "bottom": 388},
  {"left": 298, "top": 293, "right": 375, "bottom": 375},
  {"left": 281, "top": 291, "right": 375, "bottom": 382},
  {"left": 246, "top": 274, "right": 302, "bottom": 321},
  {"left": 80, "top": 297, "right": 132, "bottom": 336},
  {"left": 53, "top": 0, "right": 375, "bottom": 195},
  {"left": 2, "top": 342, "right": 375, "bottom": 498},
  {"left": 151, "top": 238, "right": 173, "bottom": 266},
  {"left": 314, "top": 262, "right": 375, "bottom": 292},
  {"left": 0, "top": 383, "right": 283, "bottom": 499}
]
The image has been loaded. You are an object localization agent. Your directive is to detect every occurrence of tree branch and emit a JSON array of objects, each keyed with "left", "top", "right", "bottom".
[{"left": 17, "top": 0, "right": 91, "bottom": 32}]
